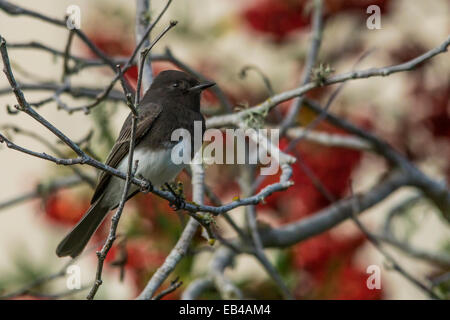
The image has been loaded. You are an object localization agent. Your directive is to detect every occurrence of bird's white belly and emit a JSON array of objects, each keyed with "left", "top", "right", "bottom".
[
  {"left": 127, "top": 146, "right": 184, "bottom": 186},
  {"left": 103, "top": 144, "right": 185, "bottom": 208}
]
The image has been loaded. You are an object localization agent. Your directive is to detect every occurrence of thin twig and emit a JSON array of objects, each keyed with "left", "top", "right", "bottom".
[
  {"left": 241, "top": 165, "right": 292, "bottom": 299},
  {"left": 240, "top": 65, "right": 274, "bottom": 96},
  {"left": 181, "top": 278, "right": 213, "bottom": 300},
  {"left": 1, "top": 125, "right": 95, "bottom": 186},
  {"left": 349, "top": 184, "right": 441, "bottom": 299},
  {"left": 209, "top": 246, "right": 243, "bottom": 299},
  {"left": 285, "top": 49, "right": 375, "bottom": 152},
  {"left": 135, "top": 20, "right": 178, "bottom": 102},
  {"left": 0, "top": 246, "right": 88, "bottom": 299},
  {"left": 206, "top": 36, "right": 450, "bottom": 129},
  {"left": 65, "top": 0, "right": 174, "bottom": 114},
  {"left": 0, "top": 175, "right": 82, "bottom": 212},
  {"left": 135, "top": 0, "right": 153, "bottom": 92},
  {"left": 285, "top": 127, "right": 371, "bottom": 150},
  {"left": 151, "top": 277, "right": 183, "bottom": 300},
  {"left": 62, "top": 30, "right": 75, "bottom": 80},
  {"left": 279, "top": 0, "right": 324, "bottom": 136},
  {"left": 377, "top": 234, "right": 450, "bottom": 268}
]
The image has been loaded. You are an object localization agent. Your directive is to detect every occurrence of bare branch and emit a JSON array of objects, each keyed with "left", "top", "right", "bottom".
[
  {"left": 301, "top": 99, "right": 450, "bottom": 221},
  {"left": 135, "top": 0, "right": 153, "bottom": 91},
  {"left": 6, "top": 41, "right": 128, "bottom": 70},
  {"left": 151, "top": 277, "right": 183, "bottom": 300},
  {"left": 259, "top": 171, "right": 410, "bottom": 248},
  {"left": 285, "top": 127, "right": 371, "bottom": 150},
  {"left": 206, "top": 36, "right": 450, "bottom": 129},
  {"left": 0, "top": 0, "right": 66, "bottom": 26},
  {"left": 61, "top": 30, "right": 75, "bottom": 80},
  {"left": 241, "top": 166, "right": 292, "bottom": 299},
  {"left": 0, "top": 243, "right": 94, "bottom": 299},
  {"left": 53, "top": 0, "right": 175, "bottom": 114},
  {"left": 135, "top": 20, "right": 178, "bottom": 104},
  {"left": 239, "top": 65, "right": 274, "bottom": 96},
  {"left": 209, "top": 246, "right": 243, "bottom": 299},
  {"left": 350, "top": 186, "right": 441, "bottom": 299},
  {"left": 285, "top": 49, "right": 375, "bottom": 152},
  {"left": 279, "top": 0, "right": 324, "bottom": 135},
  {"left": 181, "top": 278, "right": 213, "bottom": 300},
  {"left": 0, "top": 175, "right": 82, "bottom": 212},
  {"left": 377, "top": 234, "right": 450, "bottom": 268}
]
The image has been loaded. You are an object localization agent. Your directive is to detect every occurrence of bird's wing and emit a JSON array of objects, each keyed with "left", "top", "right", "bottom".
[{"left": 91, "top": 102, "right": 163, "bottom": 204}]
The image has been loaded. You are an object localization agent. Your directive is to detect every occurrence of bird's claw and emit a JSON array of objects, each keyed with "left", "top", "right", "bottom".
[
  {"left": 164, "top": 182, "right": 185, "bottom": 211},
  {"left": 138, "top": 175, "right": 153, "bottom": 193}
]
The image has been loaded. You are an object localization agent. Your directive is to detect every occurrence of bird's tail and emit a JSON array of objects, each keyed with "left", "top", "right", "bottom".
[{"left": 56, "top": 195, "right": 109, "bottom": 258}]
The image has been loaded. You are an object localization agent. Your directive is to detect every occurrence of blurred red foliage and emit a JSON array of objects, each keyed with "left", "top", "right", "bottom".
[
  {"left": 412, "top": 82, "right": 450, "bottom": 182},
  {"left": 44, "top": 191, "right": 90, "bottom": 226},
  {"left": 241, "top": 0, "right": 391, "bottom": 42},
  {"left": 105, "top": 240, "right": 165, "bottom": 270},
  {"left": 421, "top": 85, "right": 450, "bottom": 139},
  {"left": 242, "top": 0, "right": 309, "bottom": 42},
  {"left": 105, "top": 239, "right": 166, "bottom": 291},
  {"left": 311, "top": 260, "right": 382, "bottom": 299},
  {"left": 293, "top": 233, "right": 382, "bottom": 299},
  {"left": 293, "top": 232, "right": 366, "bottom": 270}
]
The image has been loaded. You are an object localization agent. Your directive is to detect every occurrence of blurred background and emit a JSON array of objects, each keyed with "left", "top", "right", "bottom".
[{"left": 0, "top": 0, "right": 449, "bottom": 299}]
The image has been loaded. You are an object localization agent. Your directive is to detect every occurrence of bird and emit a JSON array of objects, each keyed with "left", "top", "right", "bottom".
[{"left": 56, "top": 70, "right": 214, "bottom": 258}]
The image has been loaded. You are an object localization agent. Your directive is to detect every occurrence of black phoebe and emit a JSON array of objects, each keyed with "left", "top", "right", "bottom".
[{"left": 56, "top": 70, "right": 214, "bottom": 258}]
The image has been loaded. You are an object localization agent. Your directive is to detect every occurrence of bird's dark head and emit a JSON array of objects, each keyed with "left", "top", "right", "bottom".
[{"left": 147, "top": 70, "right": 215, "bottom": 111}]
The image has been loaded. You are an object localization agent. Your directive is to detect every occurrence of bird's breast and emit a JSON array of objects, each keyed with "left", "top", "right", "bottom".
[{"left": 118, "top": 144, "right": 185, "bottom": 188}]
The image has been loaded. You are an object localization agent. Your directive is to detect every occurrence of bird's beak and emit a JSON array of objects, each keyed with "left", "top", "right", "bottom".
[{"left": 189, "top": 81, "right": 216, "bottom": 92}]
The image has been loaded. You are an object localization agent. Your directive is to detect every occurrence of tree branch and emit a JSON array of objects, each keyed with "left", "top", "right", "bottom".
[
  {"left": 135, "top": 0, "right": 153, "bottom": 92},
  {"left": 350, "top": 188, "right": 441, "bottom": 299},
  {"left": 279, "top": 0, "right": 324, "bottom": 135},
  {"left": 206, "top": 36, "right": 450, "bottom": 129}
]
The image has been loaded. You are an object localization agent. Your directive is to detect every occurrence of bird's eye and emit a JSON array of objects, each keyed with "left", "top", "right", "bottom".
[{"left": 172, "top": 82, "right": 179, "bottom": 88}]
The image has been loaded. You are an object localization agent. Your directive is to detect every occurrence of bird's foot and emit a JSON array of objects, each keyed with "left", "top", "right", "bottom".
[
  {"left": 138, "top": 174, "right": 153, "bottom": 193},
  {"left": 164, "top": 182, "right": 185, "bottom": 211}
]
